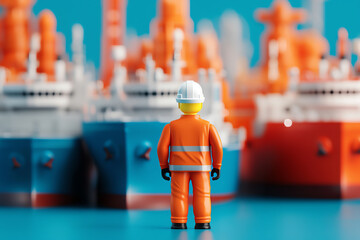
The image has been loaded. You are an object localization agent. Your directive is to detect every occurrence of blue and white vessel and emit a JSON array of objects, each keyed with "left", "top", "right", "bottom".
[
  {"left": 0, "top": 2, "right": 92, "bottom": 207},
  {"left": 83, "top": 0, "right": 244, "bottom": 209}
]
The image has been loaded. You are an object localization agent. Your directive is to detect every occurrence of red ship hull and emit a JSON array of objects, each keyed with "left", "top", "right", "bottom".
[
  {"left": 241, "top": 122, "right": 360, "bottom": 199},
  {"left": 0, "top": 193, "right": 78, "bottom": 208}
]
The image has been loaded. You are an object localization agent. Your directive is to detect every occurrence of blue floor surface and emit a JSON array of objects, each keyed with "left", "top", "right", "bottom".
[{"left": 1, "top": 198, "right": 360, "bottom": 240}]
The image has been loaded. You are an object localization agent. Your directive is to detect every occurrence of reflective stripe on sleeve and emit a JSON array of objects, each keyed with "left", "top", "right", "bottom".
[
  {"left": 169, "top": 165, "right": 212, "bottom": 171},
  {"left": 170, "top": 146, "right": 210, "bottom": 152}
]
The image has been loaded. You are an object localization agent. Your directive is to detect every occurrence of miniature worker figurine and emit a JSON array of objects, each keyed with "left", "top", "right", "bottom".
[{"left": 157, "top": 80, "right": 223, "bottom": 230}]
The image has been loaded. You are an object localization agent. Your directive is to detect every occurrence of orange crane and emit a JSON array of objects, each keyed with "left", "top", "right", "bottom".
[
  {"left": 37, "top": 10, "right": 57, "bottom": 79},
  {"left": 100, "top": 0, "right": 127, "bottom": 89}
]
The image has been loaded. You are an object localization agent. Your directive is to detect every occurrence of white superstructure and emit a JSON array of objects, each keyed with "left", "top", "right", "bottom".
[
  {"left": 254, "top": 37, "right": 360, "bottom": 136},
  {"left": 0, "top": 25, "right": 93, "bottom": 138},
  {"left": 85, "top": 28, "right": 245, "bottom": 148}
]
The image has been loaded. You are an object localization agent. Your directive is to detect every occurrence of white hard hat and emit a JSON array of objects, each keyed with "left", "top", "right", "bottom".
[{"left": 176, "top": 80, "right": 205, "bottom": 103}]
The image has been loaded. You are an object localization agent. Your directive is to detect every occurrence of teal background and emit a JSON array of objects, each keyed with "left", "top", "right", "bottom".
[{"left": 30, "top": 0, "right": 360, "bottom": 71}]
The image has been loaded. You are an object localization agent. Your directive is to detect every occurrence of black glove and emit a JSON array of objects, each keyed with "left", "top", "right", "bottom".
[
  {"left": 211, "top": 168, "right": 220, "bottom": 180},
  {"left": 161, "top": 168, "right": 171, "bottom": 181}
]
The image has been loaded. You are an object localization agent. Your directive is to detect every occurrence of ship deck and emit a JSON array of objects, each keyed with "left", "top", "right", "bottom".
[{"left": 1, "top": 197, "right": 360, "bottom": 240}]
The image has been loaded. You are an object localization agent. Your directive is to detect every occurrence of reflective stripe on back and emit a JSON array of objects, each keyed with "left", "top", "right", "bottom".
[
  {"left": 169, "top": 165, "right": 212, "bottom": 171},
  {"left": 170, "top": 146, "right": 210, "bottom": 152}
]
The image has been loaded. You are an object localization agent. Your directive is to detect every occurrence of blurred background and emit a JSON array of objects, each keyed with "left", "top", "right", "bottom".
[
  {"left": 1, "top": 1, "right": 360, "bottom": 238},
  {"left": 32, "top": 0, "right": 360, "bottom": 70}
]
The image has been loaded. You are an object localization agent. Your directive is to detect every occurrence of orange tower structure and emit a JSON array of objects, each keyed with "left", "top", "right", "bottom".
[
  {"left": 0, "top": 0, "right": 62, "bottom": 83},
  {"left": 100, "top": 0, "right": 223, "bottom": 93},
  {"left": 100, "top": 0, "right": 127, "bottom": 88},
  {"left": 297, "top": 30, "right": 327, "bottom": 76},
  {"left": 125, "top": 0, "right": 223, "bottom": 81},
  {"left": 0, "top": 0, "right": 33, "bottom": 79},
  {"left": 256, "top": 0, "right": 306, "bottom": 92},
  {"left": 196, "top": 30, "right": 223, "bottom": 73},
  {"left": 37, "top": 10, "right": 57, "bottom": 79},
  {"left": 227, "top": 0, "right": 328, "bottom": 136},
  {"left": 150, "top": 0, "right": 195, "bottom": 75}
]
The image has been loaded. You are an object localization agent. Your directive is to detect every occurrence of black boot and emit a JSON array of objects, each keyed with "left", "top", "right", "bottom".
[
  {"left": 171, "top": 223, "right": 187, "bottom": 229},
  {"left": 195, "top": 223, "right": 211, "bottom": 229}
]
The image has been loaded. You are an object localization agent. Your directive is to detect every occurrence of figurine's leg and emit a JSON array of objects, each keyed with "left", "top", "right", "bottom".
[
  {"left": 171, "top": 171, "right": 190, "bottom": 227},
  {"left": 191, "top": 172, "right": 211, "bottom": 229}
]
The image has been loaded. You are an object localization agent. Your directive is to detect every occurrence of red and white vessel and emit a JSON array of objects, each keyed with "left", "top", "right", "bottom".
[
  {"left": 219, "top": 0, "right": 360, "bottom": 199},
  {"left": 241, "top": 25, "right": 360, "bottom": 198}
]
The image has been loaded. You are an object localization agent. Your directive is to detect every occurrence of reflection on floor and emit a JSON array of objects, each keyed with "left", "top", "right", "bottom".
[{"left": 1, "top": 198, "right": 360, "bottom": 240}]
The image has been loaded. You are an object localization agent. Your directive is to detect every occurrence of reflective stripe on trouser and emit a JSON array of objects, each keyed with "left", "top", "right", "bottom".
[
  {"left": 169, "top": 165, "right": 211, "bottom": 171},
  {"left": 171, "top": 172, "right": 211, "bottom": 224}
]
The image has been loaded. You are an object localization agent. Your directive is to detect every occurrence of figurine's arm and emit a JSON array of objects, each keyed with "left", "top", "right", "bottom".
[
  {"left": 209, "top": 124, "right": 223, "bottom": 169},
  {"left": 209, "top": 124, "right": 223, "bottom": 180},
  {"left": 158, "top": 124, "right": 170, "bottom": 169},
  {"left": 157, "top": 124, "right": 171, "bottom": 180}
]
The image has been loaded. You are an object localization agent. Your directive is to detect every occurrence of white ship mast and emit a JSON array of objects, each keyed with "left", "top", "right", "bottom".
[{"left": 303, "top": 0, "right": 326, "bottom": 34}]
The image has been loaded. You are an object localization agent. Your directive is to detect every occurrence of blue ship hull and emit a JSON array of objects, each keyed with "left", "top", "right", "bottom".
[
  {"left": 0, "top": 138, "right": 85, "bottom": 207},
  {"left": 83, "top": 121, "right": 240, "bottom": 209}
]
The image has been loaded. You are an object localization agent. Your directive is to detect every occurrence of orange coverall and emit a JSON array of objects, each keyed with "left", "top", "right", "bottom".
[{"left": 157, "top": 115, "right": 223, "bottom": 224}]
